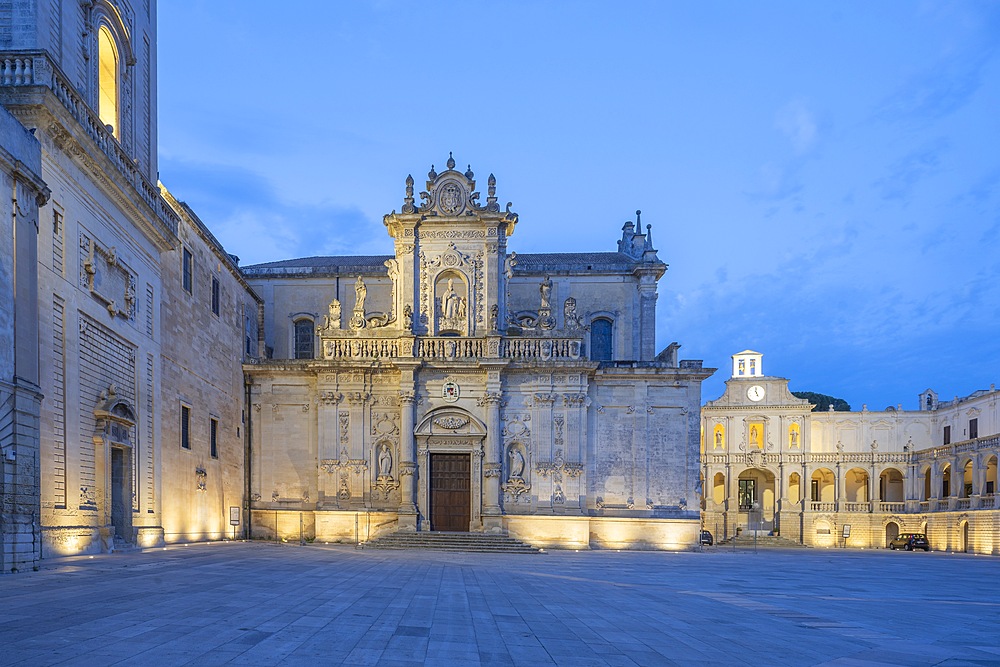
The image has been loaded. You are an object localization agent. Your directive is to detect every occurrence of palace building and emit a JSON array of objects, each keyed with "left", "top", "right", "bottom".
[
  {"left": 241, "top": 158, "right": 712, "bottom": 549},
  {"left": 702, "top": 351, "right": 1000, "bottom": 554}
]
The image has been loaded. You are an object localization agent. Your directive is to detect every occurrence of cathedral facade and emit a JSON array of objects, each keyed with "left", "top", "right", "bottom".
[
  {"left": 703, "top": 351, "right": 1000, "bottom": 553},
  {"left": 242, "top": 158, "right": 712, "bottom": 549}
]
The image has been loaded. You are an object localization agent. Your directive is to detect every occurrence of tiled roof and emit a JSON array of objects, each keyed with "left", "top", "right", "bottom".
[
  {"left": 242, "top": 251, "right": 660, "bottom": 277},
  {"left": 242, "top": 255, "right": 394, "bottom": 276}
]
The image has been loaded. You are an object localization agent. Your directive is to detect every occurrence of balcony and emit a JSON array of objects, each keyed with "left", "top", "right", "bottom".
[
  {"left": 0, "top": 52, "right": 178, "bottom": 240},
  {"left": 313, "top": 334, "right": 586, "bottom": 363}
]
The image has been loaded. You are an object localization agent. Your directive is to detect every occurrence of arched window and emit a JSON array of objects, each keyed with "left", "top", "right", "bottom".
[
  {"left": 293, "top": 319, "right": 314, "bottom": 359},
  {"left": 590, "top": 318, "right": 613, "bottom": 361},
  {"left": 98, "top": 24, "right": 119, "bottom": 137}
]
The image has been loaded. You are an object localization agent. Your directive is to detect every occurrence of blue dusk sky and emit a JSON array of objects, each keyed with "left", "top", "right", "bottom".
[{"left": 158, "top": 1, "right": 1000, "bottom": 411}]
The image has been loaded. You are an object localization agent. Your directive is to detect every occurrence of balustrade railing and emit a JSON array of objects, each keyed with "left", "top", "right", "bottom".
[
  {"left": 879, "top": 502, "right": 905, "bottom": 513},
  {"left": 316, "top": 334, "right": 585, "bottom": 362},
  {"left": 810, "top": 502, "right": 836, "bottom": 512},
  {"left": 843, "top": 502, "right": 870, "bottom": 512},
  {"left": 955, "top": 498, "right": 972, "bottom": 510},
  {"left": 0, "top": 51, "right": 178, "bottom": 237}
]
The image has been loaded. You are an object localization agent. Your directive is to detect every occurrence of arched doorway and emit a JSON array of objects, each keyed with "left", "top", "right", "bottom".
[
  {"left": 960, "top": 521, "right": 970, "bottom": 553},
  {"left": 414, "top": 407, "right": 488, "bottom": 532},
  {"left": 885, "top": 521, "right": 900, "bottom": 548},
  {"left": 93, "top": 386, "right": 137, "bottom": 548},
  {"left": 737, "top": 468, "right": 775, "bottom": 533}
]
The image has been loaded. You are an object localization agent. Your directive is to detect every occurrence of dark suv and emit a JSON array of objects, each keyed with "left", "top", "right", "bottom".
[
  {"left": 699, "top": 530, "right": 713, "bottom": 546},
  {"left": 889, "top": 533, "right": 929, "bottom": 551}
]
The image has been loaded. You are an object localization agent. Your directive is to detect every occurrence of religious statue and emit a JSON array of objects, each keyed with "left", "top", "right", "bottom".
[
  {"left": 324, "top": 298, "right": 341, "bottom": 330},
  {"left": 402, "top": 304, "right": 413, "bottom": 331},
  {"left": 790, "top": 429, "right": 798, "bottom": 447},
  {"left": 354, "top": 276, "right": 367, "bottom": 312},
  {"left": 715, "top": 430, "right": 723, "bottom": 446},
  {"left": 378, "top": 444, "right": 392, "bottom": 477},
  {"left": 539, "top": 276, "right": 552, "bottom": 309},
  {"left": 750, "top": 425, "right": 760, "bottom": 447},
  {"left": 443, "top": 278, "right": 460, "bottom": 319},
  {"left": 509, "top": 448, "right": 525, "bottom": 480}
]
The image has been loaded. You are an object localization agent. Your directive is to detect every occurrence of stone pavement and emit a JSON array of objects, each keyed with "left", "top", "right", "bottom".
[{"left": 2, "top": 543, "right": 999, "bottom": 666}]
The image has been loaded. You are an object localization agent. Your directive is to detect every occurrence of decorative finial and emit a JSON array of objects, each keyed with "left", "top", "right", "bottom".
[
  {"left": 465, "top": 164, "right": 474, "bottom": 180},
  {"left": 636, "top": 210, "right": 642, "bottom": 225},
  {"left": 643, "top": 223, "right": 654, "bottom": 251},
  {"left": 428, "top": 164, "right": 437, "bottom": 180},
  {"left": 446, "top": 152, "right": 456, "bottom": 170},
  {"left": 402, "top": 174, "right": 416, "bottom": 214}
]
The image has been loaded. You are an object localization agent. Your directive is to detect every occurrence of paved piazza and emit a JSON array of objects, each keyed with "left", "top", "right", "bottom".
[{"left": 2, "top": 544, "right": 999, "bottom": 666}]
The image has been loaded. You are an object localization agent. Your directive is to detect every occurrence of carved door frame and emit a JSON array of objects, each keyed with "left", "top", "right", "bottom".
[{"left": 414, "top": 407, "right": 487, "bottom": 532}]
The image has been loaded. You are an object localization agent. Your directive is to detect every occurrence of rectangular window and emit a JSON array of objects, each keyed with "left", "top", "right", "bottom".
[
  {"left": 181, "top": 405, "right": 191, "bottom": 449},
  {"left": 182, "top": 248, "right": 193, "bottom": 294},
  {"left": 738, "top": 479, "right": 756, "bottom": 510},
  {"left": 969, "top": 418, "right": 978, "bottom": 440},
  {"left": 294, "top": 319, "right": 314, "bottom": 359},
  {"left": 811, "top": 479, "right": 819, "bottom": 502},
  {"left": 943, "top": 425, "right": 951, "bottom": 445},
  {"left": 211, "top": 277, "right": 220, "bottom": 315},
  {"left": 210, "top": 418, "right": 218, "bottom": 459},
  {"left": 987, "top": 481, "right": 995, "bottom": 495}
]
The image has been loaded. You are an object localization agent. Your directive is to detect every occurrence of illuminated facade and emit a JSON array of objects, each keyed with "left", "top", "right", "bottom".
[
  {"left": 0, "top": 0, "right": 258, "bottom": 566},
  {"left": 702, "top": 351, "right": 1000, "bottom": 553},
  {"left": 242, "top": 159, "right": 712, "bottom": 550}
]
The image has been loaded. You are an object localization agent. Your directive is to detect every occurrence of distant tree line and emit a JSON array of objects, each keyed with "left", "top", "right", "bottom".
[{"left": 792, "top": 391, "right": 851, "bottom": 412}]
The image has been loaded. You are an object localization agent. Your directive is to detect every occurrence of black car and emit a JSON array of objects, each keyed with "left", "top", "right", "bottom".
[
  {"left": 699, "top": 530, "right": 714, "bottom": 546},
  {"left": 889, "top": 533, "right": 930, "bottom": 551}
]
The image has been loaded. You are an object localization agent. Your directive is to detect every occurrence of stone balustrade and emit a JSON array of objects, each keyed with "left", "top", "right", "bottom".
[
  {"left": 843, "top": 502, "right": 870, "bottom": 512},
  {"left": 0, "top": 51, "right": 179, "bottom": 238},
  {"left": 315, "top": 335, "right": 585, "bottom": 362},
  {"left": 879, "top": 502, "right": 905, "bottom": 512},
  {"left": 810, "top": 502, "right": 836, "bottom": 512}
]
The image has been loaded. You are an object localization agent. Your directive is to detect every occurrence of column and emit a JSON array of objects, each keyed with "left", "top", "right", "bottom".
[
  {"left": 397, "top": 389, "right": 417, "bottom": 530},
  {"left": 481, "top": 391, "right": 503, "bottom": 532}
]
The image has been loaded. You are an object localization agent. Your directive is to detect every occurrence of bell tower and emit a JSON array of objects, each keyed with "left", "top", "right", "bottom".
[
  {"left": 732, "top": 350, "right": 763, "bottom": 378},
  {"left": 383, "top": 153, "right": 518, "bottom": 337}
]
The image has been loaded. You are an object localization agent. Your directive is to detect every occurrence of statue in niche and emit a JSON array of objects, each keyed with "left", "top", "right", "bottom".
[
  {"left": 715, "top": 430, "right": 723, "bottom": 447},
  {"left": 323, "top": 299, "right": 342, "bottom": 330},
  {"left": 354, "top": 276, "right": 367, "bottom": 312},
  {"left": 457, "top": 297, "right": 467, "bottom": 318},
  {"left": 509, "top": 448, "right": 525, "bottom": 480},
  {"left": 378, "top": 444, "right": 392, "bottom": 477},
  {"left": 750, "top": 425, "right": 761, "bottom": 448},
  {"left": 443, "top": 278, "right": 460, "bottom": 318},
  {"left": 539, "top": 276, "right": 552, "bottom": 309},
  {"left": 790, "top": 429, "right": 798, "bottom": 447}
]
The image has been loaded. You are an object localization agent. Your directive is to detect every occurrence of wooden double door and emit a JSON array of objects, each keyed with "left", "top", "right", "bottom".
[{"left": 430, "top": 454, "right": 471, "bottom": 532}]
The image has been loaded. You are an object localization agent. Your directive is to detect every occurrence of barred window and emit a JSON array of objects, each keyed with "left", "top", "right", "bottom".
[
  {"left": 210, "top": 418, "right": 218, "bottom": 458},
  {"left": 181, "top": 405, "right": 191, "bottom": 449},
  {"left": 182, "top": 248, "right": 193, "bottom": 294}
]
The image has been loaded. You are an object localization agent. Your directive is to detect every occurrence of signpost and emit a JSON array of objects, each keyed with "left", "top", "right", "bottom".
[{"left": 230, "top": 506, "right": 240, "bottom": 540}]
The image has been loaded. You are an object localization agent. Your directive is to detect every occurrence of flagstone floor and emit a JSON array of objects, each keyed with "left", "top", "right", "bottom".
[{"left": 2, "top": 542, "right": 999, "bottom": 666}]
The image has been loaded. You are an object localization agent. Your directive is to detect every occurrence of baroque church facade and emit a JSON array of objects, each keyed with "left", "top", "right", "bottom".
[
  {"left": 1, "top": 2, "right": 708, "bottom": 570},
  {"left": 703, "top": 351, "right": 1000, "bottom": 554},
  {"left": 242, "top": 158, "right": 712, "bottom": 549}
]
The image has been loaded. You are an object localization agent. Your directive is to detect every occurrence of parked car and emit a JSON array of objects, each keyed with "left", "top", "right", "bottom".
[
  {"left": 699, "top": 530, "right": 714, "bottom": 546},
  {"left": 889, "top": 533, "right": 930, "bottom": 551}
]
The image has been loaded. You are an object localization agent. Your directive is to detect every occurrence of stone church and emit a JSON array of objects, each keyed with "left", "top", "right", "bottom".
[
  {"left": 242, "top": 157, "right": 713, "bottom": 549},
  {"left": 0, "top": 2, "right": 710, "bottom": 569}
]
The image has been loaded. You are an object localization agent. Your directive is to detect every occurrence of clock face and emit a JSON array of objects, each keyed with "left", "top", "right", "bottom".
[{"left": 747, "top": 385, "right": 766, "bottom": 402}]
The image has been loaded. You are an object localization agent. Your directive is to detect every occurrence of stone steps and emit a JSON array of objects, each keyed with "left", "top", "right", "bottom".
[
  {"left": 716, "top": 535, "right": 809, "bottom": 548},
  {"left": 362, "top": 531, "right": 542, "bottom": 554}
]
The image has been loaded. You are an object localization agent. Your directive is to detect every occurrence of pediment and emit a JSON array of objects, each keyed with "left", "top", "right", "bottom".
[{"left": 415, "top": 407, "right": 487, "bottom": 437}]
